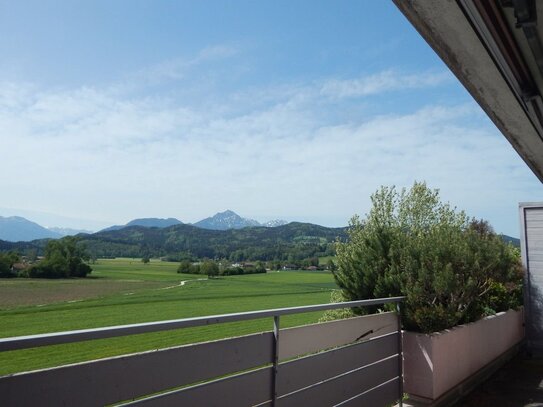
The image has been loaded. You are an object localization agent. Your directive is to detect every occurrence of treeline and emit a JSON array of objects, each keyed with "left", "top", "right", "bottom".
[
  {"left": 29, "top": 238, "right": 92, "bottom": 278},
  {"left": 177, "top": 260, "right": 267, "bottom": 277},
  {"left": 168, "top": 255, "right": 326, "bottom": 269},
  {"left": 0, "top": 237, "right": 92, "bottom": 279}
]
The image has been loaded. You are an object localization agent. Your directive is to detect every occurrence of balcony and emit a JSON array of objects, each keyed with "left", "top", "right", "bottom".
[{"left": 0, "top": 297, "right": 404, "bottom": 407}]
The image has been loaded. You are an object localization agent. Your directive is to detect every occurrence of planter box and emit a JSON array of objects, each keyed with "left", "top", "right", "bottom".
[{"left": 403, "top": 309, "right": 524, "bottom": 403}]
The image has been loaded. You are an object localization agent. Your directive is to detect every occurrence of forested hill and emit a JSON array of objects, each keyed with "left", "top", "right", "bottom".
[
  {"left": 0, "top": 222, "right": 347, "bottom": 261},
  {"left": 84, "top": 222, "right": 346, "bottom": 260}
]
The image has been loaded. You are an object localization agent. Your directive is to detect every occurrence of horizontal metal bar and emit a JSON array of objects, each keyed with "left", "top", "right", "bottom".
[{"left": 0, "top": 296, "right": 404, "bottom": 352}]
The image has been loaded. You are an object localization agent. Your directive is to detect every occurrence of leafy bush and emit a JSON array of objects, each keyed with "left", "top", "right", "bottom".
[
  {"left": 333, "top": 182, "right": 523, "bottom": 333},
  {"left": 177, "top": 260, "right": 200, "bottom": 274},
  {"left": 319, "top": 290, "right": 355, "bottom": 322},
  {"left": 221, "top": 265, "right": 267, "bottom": 276}
]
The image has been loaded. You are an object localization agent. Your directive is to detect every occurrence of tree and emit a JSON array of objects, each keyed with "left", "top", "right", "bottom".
[
  {"left": 177, "top": 260, "right": 192, "bottom": 274},
  {"left": 201, "top": 260, "right": 219, "bottom": 278},
  {"left": 334, "top": 182, "right": 523, "bottom": 333},
  {"left": 142, "top": 257, "right": 150, "bottom": 264},
  {"left": 0, "top": 252, "right": 19, "bottom": 278},
  {"left": 29, "top": 237, "right": 92, "bottom": 278},
  {"left": 255, "top": 262, "right": 266, "bottom": 273}
]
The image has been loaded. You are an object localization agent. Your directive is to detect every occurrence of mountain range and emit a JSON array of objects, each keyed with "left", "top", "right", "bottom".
[
  {"left": 0, "top": 211, "right": 521, "bottom": 261},
  {"left": 193, "top": 210, "right": 287, "bottom": 230},
  {"left": 0, "top": 216, "right": 61, "bottom": 242},
  {"left": 0, "top": 211, "right": 289, "bottom": 242}
]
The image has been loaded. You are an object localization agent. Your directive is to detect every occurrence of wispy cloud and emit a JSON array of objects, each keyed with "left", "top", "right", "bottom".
[
  {"left": 320, "top": 70, "right": 453, "bottom": 98},
  {"left": 128, "top": 45, "right": 240, "bottom": 86}
]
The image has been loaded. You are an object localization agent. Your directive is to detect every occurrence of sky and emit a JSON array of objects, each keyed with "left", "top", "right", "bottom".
[{"left": 0, "top": 1, "right": 542, "bottom": 236}]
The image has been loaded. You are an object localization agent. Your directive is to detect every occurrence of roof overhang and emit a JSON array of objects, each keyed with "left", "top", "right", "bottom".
[{"left": 393, "top": 0, "right": 543, "bottom": 183}]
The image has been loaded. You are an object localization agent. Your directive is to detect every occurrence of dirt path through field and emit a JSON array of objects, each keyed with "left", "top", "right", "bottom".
[{"left": 160, "top": 278, "right": 208, "bottom": 290}]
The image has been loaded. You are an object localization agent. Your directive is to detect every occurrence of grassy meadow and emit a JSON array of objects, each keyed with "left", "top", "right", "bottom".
[{"left": 0, "top": 258, "right": 337, "bottom": 375}]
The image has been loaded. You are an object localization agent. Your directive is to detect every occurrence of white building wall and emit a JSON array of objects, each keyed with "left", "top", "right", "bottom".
[{"left": 520, "top": 202, "right": 543, "bottom": 353}]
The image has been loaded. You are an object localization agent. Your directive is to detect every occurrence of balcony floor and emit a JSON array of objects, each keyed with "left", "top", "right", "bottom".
[{"left": 456, "top": 352, "right": 543, "bottom": 407}]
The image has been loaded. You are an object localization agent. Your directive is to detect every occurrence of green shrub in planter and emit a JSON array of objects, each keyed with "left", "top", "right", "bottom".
[{"left": 333, "top": 182, "right": 523, "bottom": 334}]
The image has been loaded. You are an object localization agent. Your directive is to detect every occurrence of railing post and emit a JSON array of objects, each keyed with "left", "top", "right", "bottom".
[
  {"left": 396, "top": 302, "right": 404, "bottom": 407},
  {"left": 272, "top": 315, "right": 280, "bottom": 406}
]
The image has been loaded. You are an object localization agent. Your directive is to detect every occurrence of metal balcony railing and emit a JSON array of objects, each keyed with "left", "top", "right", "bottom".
[{"left": 0, "top": 296, "right": 405, "bottom": 407}]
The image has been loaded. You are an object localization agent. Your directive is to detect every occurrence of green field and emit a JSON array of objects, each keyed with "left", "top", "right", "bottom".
[{"left": 0, "top": 258, "right": 338, "bottom": 375}]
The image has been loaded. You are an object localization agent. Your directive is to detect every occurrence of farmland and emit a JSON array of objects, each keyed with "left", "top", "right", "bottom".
[{"left": 0, "top": 258, "right": 338, "bottom": 375}]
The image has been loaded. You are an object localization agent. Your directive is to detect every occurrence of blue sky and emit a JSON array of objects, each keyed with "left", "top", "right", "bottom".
[{"left": 0, "top": 0, "right": 541, "bottom": 235}]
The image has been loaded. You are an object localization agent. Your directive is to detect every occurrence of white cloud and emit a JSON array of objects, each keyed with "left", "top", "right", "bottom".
[
  {"left": 127, "top": 45, "right": 240, "bottom": 86},
  {"left": 0, "top": 64, "right": 540, "bottom": 235},
  {"left": 320, "top": 70, "right": 453, "bottom": 98}
]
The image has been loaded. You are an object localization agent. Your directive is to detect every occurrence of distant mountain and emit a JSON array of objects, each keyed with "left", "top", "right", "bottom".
[
  {"left": 101, "top": 218, "right": 182, "bottom": 232},
  {"left": 98, "top": 212, "right": 288, "bottom": 233},
  {"left": 262, "top": 219, "right": 288, "bottom": 227},
  {"left": 48, "top": 227, "right": 93, "bottom": 237},
  {"left": 501, "top": 234, "right": 520, "bottom": 247},
  {"left": 126, "top": 218, "right": 182, "bottom": 228},
  {"left": 194, "top": 210, "right": 260, "bottom": 230},
  {"left": 0, "top": 216, "right": 61, "bottom": 242}
]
